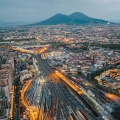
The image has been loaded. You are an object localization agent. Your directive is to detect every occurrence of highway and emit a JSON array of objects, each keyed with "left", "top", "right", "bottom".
[
  {"left": 13, "top": 58, "right": 21, "bottom": 120},
  {"left": 9, "top": 56, "right": 21, "bottom": 120}
]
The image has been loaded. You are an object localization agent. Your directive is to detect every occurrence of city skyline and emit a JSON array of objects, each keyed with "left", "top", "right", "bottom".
[{"left": 0, "top": 0, "right": 120, "bottom": 22}]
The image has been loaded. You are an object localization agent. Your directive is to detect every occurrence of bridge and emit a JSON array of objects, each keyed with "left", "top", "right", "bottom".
[
  {"left": 10, "top": 41, "right": 88, "bottom": 48},
  {"left": 12, "top": 44, "right": 50, "bottom": 48},
  {"left": 8, "top": 46, "right": 49, "bottom": 54}
]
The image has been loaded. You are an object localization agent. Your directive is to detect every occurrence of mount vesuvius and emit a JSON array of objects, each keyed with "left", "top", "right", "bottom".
[{"left": 32, "top": 12, "right": 110, "bottom": 25}]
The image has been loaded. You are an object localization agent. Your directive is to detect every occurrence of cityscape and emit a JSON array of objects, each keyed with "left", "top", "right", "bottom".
[{"left": 0, "top": 0, "right": 120, "bottom": 120}]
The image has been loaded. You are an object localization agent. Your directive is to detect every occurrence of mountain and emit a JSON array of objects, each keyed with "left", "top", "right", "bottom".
[
  {"left": 34, "top": 13, "right": 71, "bottom": 25},
  {"left": 32, "top": 12, "right": 109, "bottom": 25}
]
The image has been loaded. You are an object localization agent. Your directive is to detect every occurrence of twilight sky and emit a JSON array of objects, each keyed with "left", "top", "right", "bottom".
[{"left": 0, "top": 0, "right": 120, "bottom": 22}]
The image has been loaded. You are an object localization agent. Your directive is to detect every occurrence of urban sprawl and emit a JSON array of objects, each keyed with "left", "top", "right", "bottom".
[{"left": 0, "top": 24, "right": 120, "bottom": 120}]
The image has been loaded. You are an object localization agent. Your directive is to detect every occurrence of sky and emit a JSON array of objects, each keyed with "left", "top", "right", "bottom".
[{"left": 0, "top": 0, "right": 120, "bottom": 22}]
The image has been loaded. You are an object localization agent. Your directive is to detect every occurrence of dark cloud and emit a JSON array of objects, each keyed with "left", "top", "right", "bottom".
[{"left": 0, "top": 0, "right": 120, "bottom": 22}]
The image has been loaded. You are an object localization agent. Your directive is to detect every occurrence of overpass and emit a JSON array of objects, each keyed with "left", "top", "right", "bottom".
[
  {"left": 12, "top": 44, "right": 50, "bottom": 48},
  {"left": 11, "top": 42, "right": 88, "bottom": 48},
  {"left": 9, "top": 46, "right": 49, "bottom": 54}
]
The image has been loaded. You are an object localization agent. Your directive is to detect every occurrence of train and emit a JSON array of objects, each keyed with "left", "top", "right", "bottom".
[
  {"left": 105, "top": 105, "right": 115, "bottom": 113},
  {"left": 69, "top": 113, "right": 77, "bottom": 120},
  {"left": 87, "top": 89, "right": 95, "bottom": 98},
  {"left": 71, "top": 76, "right": 82, "bottom": 83},
  {"left": 69, "top": 79, "right": 81, "bottom": 89},
  {"left": 70, "top": 110, "right": 91, "bottom": 120},
  {"left": 77, "top": 110, "right": 90, "bottom": 120}
]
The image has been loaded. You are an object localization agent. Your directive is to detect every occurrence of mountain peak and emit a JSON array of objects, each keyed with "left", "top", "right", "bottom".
[
  {"left": 70, "top": 12, "right": 85, "bottom": 15},
  {"left": 51, "top": 13, "right": 67, "bottom": 18},
  {"left": 68, "top": 12, "right": 91, "bottom": 20},
  {"left": 56, "top": 13, "right": 64, "bottom": 15}
]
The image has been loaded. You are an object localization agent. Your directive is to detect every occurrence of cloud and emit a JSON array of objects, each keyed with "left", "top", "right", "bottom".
[{"left": 0, "top": 0, "right": 120, "bottom": 22}]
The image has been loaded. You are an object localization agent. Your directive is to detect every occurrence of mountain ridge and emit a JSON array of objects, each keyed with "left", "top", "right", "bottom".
[{"left": 32, "top": 12, "right": 110, "bottom": 25}]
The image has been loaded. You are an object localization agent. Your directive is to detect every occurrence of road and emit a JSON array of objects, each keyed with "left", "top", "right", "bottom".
[{"left": 13, "top": 58, "right": 21, "bottom": 120}]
